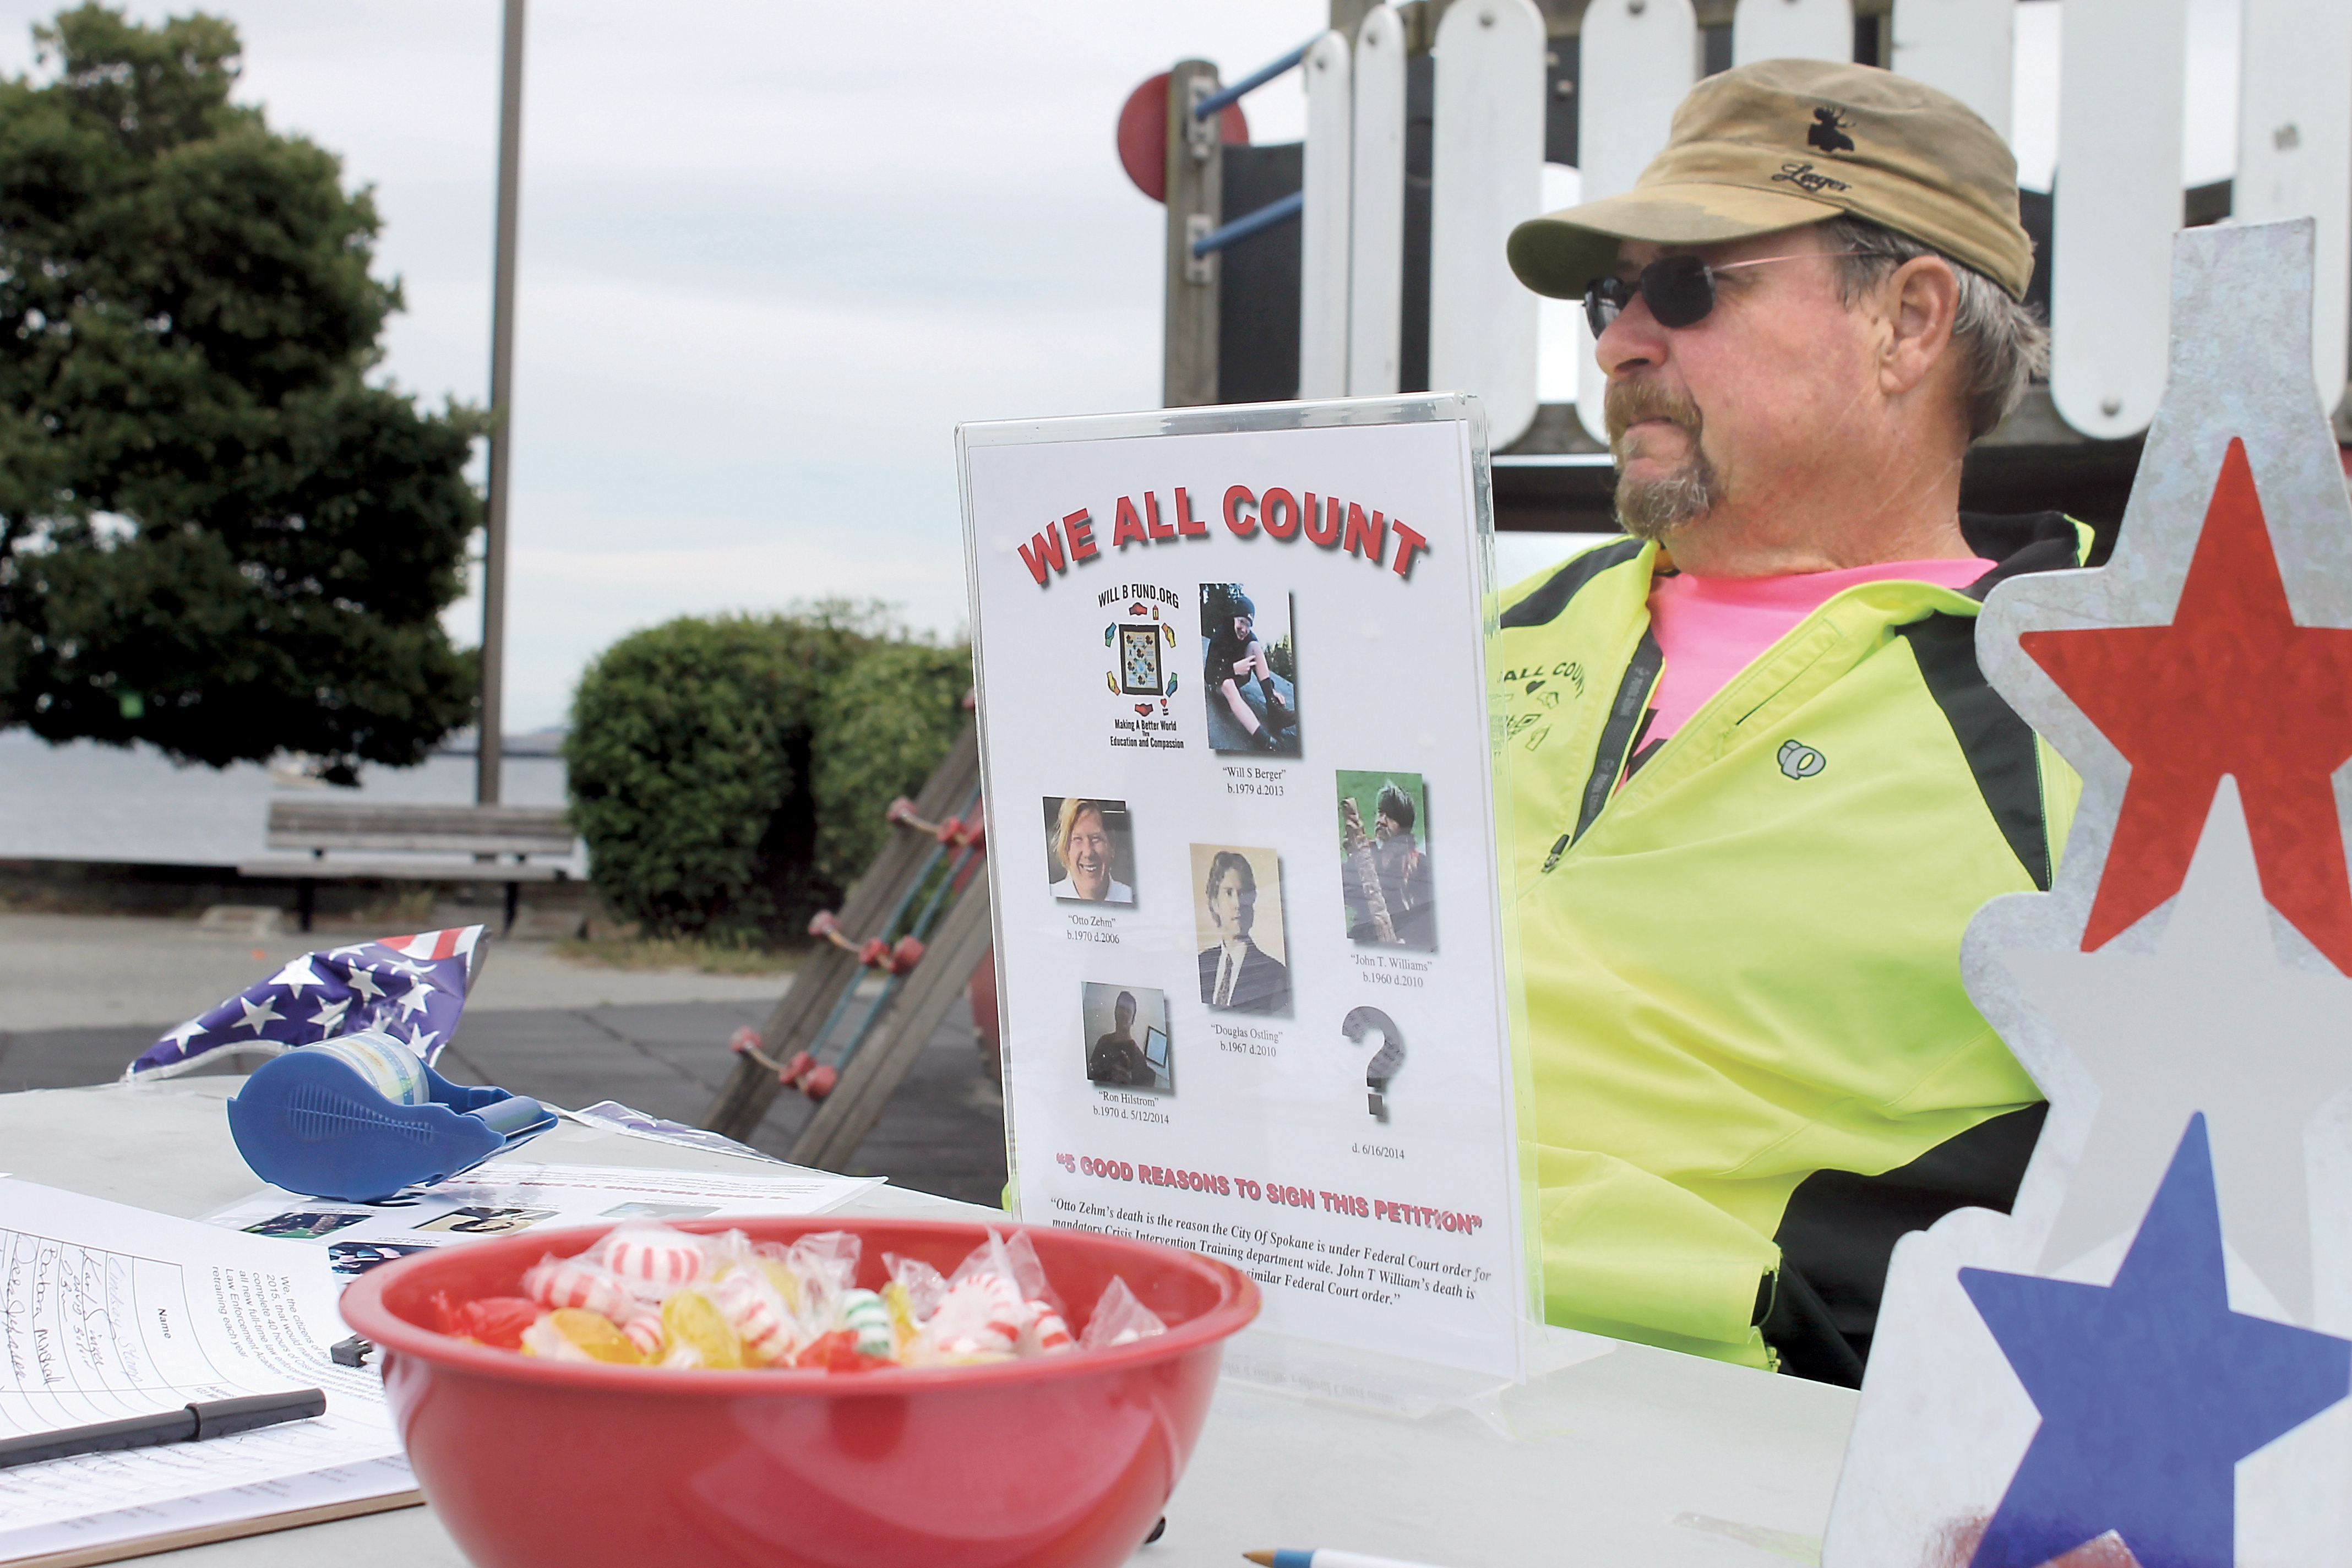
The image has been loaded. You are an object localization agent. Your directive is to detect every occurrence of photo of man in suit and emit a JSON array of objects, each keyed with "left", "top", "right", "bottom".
[{"left": 1194, "top": 847, "right": 1292, "bottom": 1016}]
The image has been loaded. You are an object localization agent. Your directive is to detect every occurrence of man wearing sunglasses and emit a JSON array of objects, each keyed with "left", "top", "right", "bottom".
[{"left": 1495, "top": 58, "right": 2088, "bottom": 1383}]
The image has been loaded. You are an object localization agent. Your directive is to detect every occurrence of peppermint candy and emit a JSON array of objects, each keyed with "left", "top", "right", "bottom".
[
  {"left": 594, "top": 1226, "right": 707, "bottom": 1291},
  {"left": 710, "top": 1272, "right": 796, "bottom": 1364},
  {"left": 522, "top": 1256, "right": 634, "bottom": 1321},
  {"left": 1024, "top": 1300, "right": 1074, "bottom": 1355}
]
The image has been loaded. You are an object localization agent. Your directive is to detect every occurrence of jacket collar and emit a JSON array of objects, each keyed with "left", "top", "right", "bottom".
[{"left": 1956, "top": 511, "right": 2085, "bottom": 601}]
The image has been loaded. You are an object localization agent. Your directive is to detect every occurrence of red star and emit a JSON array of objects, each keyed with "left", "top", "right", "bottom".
[{"left": 2021, "top": 438, "right": 2352, "bottom": 974}]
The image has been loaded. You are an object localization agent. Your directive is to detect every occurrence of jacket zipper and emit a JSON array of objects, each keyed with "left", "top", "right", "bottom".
[
  {"left": 1544, "top": 628, "right": 1662, "bottom": 873},
  {"left": 1538, "top": 581, "right": 1970, "bottom": 875}
]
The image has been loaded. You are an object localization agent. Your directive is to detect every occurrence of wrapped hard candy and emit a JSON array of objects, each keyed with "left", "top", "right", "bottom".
[
  {"left": 1022, "top": 1299, "right": 1075, "bottom": 1355},
  {"left": 522, "top": 1256, "right": 635, "bottom": 1320},
  {"left": 840, "top": 1288, "right": 894, "bottom": 1359},
  {"left": 710, "top": 1270, "right": 796, "bottom": 1366},
  {"left": 594, "top": 1225, "right": 709, "bottom": 1292},
  {"left": 885, "top": 1254, "right": 949, "bottom": 1321},
  {"left": 1078, "top": 1276, "right": 1168, "bottom": 1352},
  {"left": 771, "top": 1230, "right": 859, "bottom": 1318},
  {"left": 883, "top": 1279, "right": 919, "bottom": 1347},
  {"left": 521, "top": 1307, "right": 644, "bottom": 1365},
  {"left": 788, "top": 1329, "right": 883, "bottom": 1371},
  {"left": 617, "top": 1305, "right": 665, "bottom": 1358},
  {"left": 755, "top": 1257, "right": 807, "bottom": 1315},
  {"left": 659, "top": 1288, "right": 743, "bottom": 1370},
  {"left": 923, "top": 1271, "right": 1026, "bottom": 1358},
  {"left": 432, "top": 1292, "right": 539, "bottom": 1351},
  {"left": 436, "top": 1221, "right": 1164, "bottom": 1377}
]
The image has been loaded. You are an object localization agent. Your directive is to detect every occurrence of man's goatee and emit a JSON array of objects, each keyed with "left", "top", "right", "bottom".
[{"left": 1606, "top": 380, "right": 1720, "bottom": 541}]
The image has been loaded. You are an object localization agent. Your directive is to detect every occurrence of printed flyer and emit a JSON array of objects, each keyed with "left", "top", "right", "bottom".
[{"left": 959, "top": 396, "right": 1527, "bottom": 1380}]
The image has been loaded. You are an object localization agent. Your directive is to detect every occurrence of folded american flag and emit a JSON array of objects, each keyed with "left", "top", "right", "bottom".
[{"left": 124, "top": 925, "right": 487, "bottom": 1080}]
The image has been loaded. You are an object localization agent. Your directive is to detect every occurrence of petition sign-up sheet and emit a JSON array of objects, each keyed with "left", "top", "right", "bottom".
[
  {"left": 960, "top": 398, "right": 1527, "bottom": 1380},
  {"left": 0, "top": 1180, "right": 407, "bottom": 1555}
]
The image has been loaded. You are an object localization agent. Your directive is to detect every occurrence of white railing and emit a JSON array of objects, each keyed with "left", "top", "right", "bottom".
[{"left": 1295, "top": 0, "right": 2351, "bottom": 450}]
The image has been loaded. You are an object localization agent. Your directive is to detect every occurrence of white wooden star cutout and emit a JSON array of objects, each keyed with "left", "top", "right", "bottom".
[
  {"left": 2003, "top": 781, "right": 2352, "bottom": 1321},
  {"left": 1825, "top": 219, "right": 2352, "bottom": 1566}
]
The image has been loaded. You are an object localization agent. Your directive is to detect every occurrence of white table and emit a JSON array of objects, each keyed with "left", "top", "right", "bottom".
[{"left": 0, "top": 1081, "right": 1855, "bottom": 1567}]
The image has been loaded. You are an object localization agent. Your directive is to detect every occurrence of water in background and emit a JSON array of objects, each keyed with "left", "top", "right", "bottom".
[
  {"left": 0, "top": 542, "right": 1619, "bottom": 877},
  {"left": 0, "top": 731, "right": 586, "bottom": 875}
]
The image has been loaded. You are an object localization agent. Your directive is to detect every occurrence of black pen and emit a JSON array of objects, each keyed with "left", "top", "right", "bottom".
[{"left": 0, "top": 1389, "right": 326, "bottom": 1469}]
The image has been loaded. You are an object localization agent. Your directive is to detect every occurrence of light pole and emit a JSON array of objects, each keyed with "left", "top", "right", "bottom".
[{"left": 477, "top": 0, "right": 525, "bottom": 806}]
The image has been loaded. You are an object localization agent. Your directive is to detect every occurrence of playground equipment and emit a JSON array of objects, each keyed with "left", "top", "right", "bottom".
[{"left": 701, "top": 722, "right": 997, "bottom": 1171}]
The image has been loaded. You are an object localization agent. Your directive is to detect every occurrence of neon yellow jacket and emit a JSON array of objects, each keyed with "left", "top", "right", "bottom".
[{"left": 1496, "top": 516, "right": 2089, "bottom": 1368}]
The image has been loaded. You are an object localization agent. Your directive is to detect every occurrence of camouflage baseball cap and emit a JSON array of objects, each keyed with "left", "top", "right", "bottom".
[{"left": 1507, "top": 58, "right": 2033, "bottom": 302}]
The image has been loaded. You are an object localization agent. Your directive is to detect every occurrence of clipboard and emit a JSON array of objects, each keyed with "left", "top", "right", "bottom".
[{"left": 4, "top": 1489, "right": 424, "bottom": 1568}]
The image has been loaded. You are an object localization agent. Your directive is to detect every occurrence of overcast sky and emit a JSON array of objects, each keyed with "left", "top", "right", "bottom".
[{"left": 0, "top": 0, "right": 2244, "bottom": 732}]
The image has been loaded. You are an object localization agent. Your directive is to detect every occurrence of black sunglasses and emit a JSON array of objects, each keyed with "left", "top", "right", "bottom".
[{"left": 1582, "top": 251, "right": 1866, "bottom": 337}]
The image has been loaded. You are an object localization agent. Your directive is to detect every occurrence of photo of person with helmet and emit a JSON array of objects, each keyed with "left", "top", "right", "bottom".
[
  {"left": 1191, "top": 845, "right": 1292, "bottom": 1016},
  {"left": 1043, "top": 796, "right": 1134, "bottom": 903},
  {"left": 1199, "top": 583, "right": 1299, "bottom": 755}
]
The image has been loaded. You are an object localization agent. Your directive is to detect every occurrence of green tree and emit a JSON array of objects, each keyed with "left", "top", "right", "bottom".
[
  {"left": 0, "top": 5, "right": 484, "bottom": 769},
  {"left": 567, "top": 608, "right": 970, "bottom": 942}
]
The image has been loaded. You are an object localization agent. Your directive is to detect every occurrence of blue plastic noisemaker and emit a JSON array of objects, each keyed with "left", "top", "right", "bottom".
[{"left": 226, "top": 1031, "right": 554, "bottom": 1201}]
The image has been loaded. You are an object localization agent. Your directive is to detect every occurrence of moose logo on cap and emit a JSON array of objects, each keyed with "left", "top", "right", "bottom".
[{"left": 1807, "top": 106, "right": 1856, "bottom": 154}]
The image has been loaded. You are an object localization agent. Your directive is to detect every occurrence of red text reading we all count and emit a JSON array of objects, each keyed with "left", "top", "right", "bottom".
[{"left": 1016, "top": 485, "right": 1430, "bottom": 589}]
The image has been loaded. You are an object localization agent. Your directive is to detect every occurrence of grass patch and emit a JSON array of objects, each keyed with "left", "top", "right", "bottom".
[{"left": 553, "top": 934, "right": 801, "bottom": 976}]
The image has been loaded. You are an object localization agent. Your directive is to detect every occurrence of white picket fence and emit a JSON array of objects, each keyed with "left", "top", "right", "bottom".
[{"left": 1290, "top": 0, "right": 2351, "bottom": 450}]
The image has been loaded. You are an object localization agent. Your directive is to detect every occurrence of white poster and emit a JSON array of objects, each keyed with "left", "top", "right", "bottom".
[{"left": 959, "top": 396, "right": 1527, "bottom": 1380}]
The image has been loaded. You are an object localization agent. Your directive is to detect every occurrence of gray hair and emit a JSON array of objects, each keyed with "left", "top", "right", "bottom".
[{"left": 1819, "top": 215, "right": 2048, "bottom": 442}]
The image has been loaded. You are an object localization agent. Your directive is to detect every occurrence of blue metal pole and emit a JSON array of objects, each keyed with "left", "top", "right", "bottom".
[
  {"left": 1190, "top": 190, "right": 1305, "bottom": 258},
  {"left": 1193, "top": 38, "right": 1316, "bottom": 120}
]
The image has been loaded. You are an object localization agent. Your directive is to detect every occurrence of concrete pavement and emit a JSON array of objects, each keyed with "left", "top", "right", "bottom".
[
  {"left": 0, "top": 912, "right": 1008, "bottom": 1206},
  {"left": 0, "top": 911, "right": 792, "bottom": 1031}
]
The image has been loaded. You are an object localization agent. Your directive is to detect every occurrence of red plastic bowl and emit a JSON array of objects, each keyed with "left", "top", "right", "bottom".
[{"left": 339, "top": 1216, "right": 1258, "bottom": 1568}]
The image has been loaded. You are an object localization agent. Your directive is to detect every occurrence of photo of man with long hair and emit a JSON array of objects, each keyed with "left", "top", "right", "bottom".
[
  {"left": 1044, "top": 796, "right": 1135, "bottom": 903},
  {"left": 1191, "top": 845, "right": 1292, "bottom": 1016}
]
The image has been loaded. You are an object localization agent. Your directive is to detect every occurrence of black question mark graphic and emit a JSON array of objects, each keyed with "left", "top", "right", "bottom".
[{"left": 1342, "top": 1006, "right": 1406, "bottom": 1124}]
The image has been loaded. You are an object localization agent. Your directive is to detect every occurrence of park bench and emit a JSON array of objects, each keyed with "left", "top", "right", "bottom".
[{"left": 239, "top": 801, "right": 579, "bottom": 933}]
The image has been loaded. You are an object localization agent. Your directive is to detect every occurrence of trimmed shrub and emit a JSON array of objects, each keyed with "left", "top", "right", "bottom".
[
  {"left": 811, "top": 638, "right": 972, "bottom": 891},
  {"left": 567, "top": 606, "right": 968, "bottom": 941}
]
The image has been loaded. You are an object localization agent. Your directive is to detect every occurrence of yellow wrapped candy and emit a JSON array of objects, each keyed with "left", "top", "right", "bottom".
[
  {"left": 883, "top": 1280, "right": 918, "bottom": 1360},
  {"left": 520, "top": 1307, "right": 643, "bottom": 1365},
  {"left": 660, "top": 1287, "right": 744, "bottom": 1369},
  {"left": 755, "top": 1257, "right": 805, "bottom": 1315}
]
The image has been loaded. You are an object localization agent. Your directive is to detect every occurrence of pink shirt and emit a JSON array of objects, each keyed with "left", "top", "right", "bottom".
[{"left": 1642, "top": 557, "right": 1996, "bottom": 750}]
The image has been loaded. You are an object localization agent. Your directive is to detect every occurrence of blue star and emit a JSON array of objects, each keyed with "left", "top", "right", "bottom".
[{"left": 1961, "top": 1114, "right": 2351, "bottom": 1568}]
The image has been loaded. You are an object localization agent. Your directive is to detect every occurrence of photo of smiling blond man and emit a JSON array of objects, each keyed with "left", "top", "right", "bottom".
[
  {"left": 1044, "top": 796, "right": 1134, "bottom": 904},
  {"left": 1499, "top": 59, "right": 2087, "bottom": 1383}
]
